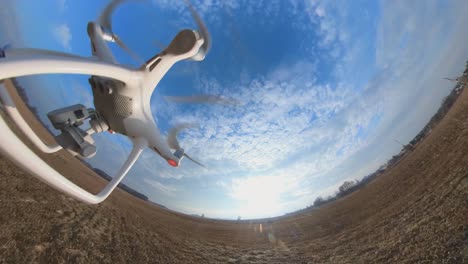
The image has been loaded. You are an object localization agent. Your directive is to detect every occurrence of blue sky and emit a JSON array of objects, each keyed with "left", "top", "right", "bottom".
[{"left": 1, "top": 0, "right": 468, "bottom": 219}]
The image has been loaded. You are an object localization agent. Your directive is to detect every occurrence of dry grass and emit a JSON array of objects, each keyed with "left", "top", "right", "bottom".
[{"left": 0, "top": 79, "right": 467, "bottom": 263}]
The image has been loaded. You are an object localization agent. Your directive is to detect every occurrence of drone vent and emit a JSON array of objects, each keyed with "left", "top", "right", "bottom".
[
  {"left": 113, "top": 94, "right": 132, "bottom": 117},
  {"left": 90, "top": 77, "right": 133, "bottom": 135}
]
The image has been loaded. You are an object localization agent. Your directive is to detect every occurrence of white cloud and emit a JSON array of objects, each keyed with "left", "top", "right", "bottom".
[
  {"left": 173, "top": 62, "right": 374, "bottom": 172},
  {"left": 52, "top": 23, "right": 72, "bottom": 51}
]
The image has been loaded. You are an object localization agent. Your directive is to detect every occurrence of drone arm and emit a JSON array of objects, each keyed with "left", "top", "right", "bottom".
[
  {"left": 0, "top": 84, "right": 62, "bottom": 153},
  {"left": 142, "top": 56, "right": 179, "bottom": 98},
  {"left": 3, "top": 48, "right": 92, "bottom": 60},
  {"left": 0, "top": 52, "right": 140, "bottom": 84},
  {"left": 141, "top": 30, "right": 204, "bottom": 96}
]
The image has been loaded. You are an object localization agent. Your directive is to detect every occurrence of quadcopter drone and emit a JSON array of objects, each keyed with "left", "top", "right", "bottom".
[{"left": 0, "top": 0, "right": 220, "bottom": 203}]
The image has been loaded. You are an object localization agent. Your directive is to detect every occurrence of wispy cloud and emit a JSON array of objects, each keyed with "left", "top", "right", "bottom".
[
  {"left": 172, "top": 62, "right": 376, "bottom": 170},
  {"left": 52, "top": 23, "right": 72, "bottom": 50},
  {"left": 143, "top": 178, "right": 177, "bottom": 196},
  {"left": 57, "top": 0, "right": 67, "bottom": 13}
]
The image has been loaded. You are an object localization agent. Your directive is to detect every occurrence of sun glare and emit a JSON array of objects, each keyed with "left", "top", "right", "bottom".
[{"left": 230, "top": 176, "right": 285, "bottom": 218}]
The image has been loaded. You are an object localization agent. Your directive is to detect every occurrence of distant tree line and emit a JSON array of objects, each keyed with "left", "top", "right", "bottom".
[
  {"left": 92, "top": 168, "right": 149, "bottom": 201},
  {"left": 79, "top": 160, "right": 152, "bottom": 203},
  {"left": 409, "top": 81, "right": 465, "bottom": 147},
  {"left": 313, "top": 177, "right": 372, "bottom": 208},
  {"left": 84, "top": 163, "right": 167, "bottom": 209},
  {"left": 310, "top": 70, "right": 467, "bottom": 210},
  {"left": 10, "top": 78, "right": 54, "bottom": 133}
]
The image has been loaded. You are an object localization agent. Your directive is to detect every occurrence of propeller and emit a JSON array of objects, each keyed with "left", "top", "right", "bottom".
[
  {"left": 97, "top": 0, "right": 143, "bottom": 63},
  {"left": 185, "top": 0, "right": 211, "bottom": 61},
  {"left": 167, "top": 123, "right": 206, "bottom": 168},
  {"left": 164, "top": 95, "right": 240, "bottom": 106},
  {"left": 183, "top": 153, "right": 206, "bottom": 168}
]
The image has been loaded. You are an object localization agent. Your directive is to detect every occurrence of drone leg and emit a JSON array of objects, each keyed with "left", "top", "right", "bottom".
[
  {"left": 0, "top": 113, "right": 100, "bottom": 203},
  {"left": 0, "top": 82, "right": 62, "bottom": 153},
  {"left": 95, "top": 138, "right": 146, "bottom": 201},
  {"left": 0, "top": 112, "right": 147, "bottom": 204}
]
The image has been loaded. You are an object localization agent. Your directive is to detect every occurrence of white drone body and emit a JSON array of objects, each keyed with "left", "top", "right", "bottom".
[{"left": 0, "top": 1, "right": 211, "bottom": 203}]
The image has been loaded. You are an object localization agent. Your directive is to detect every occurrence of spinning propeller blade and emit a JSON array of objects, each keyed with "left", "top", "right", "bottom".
[
  {"left": 97, "top": 0, "right": 122, "bottom": 31},
  {"left": 185, "top": 0, "right": 211, "bottom": 60},
  {"left": 113, "top": 35, "right": 144, "bottom": 64},
  {"left": 98, "top": 0, "right": 143, "bottom": 63},
  {"left": 167, "top": 123, "right": 197, "bottom": 150},
  {"left": 167, "top": 123, "right": 205, "bottom": 168},
  {"left": 183, "top": 153, "right": 206, "bottom": 168}
]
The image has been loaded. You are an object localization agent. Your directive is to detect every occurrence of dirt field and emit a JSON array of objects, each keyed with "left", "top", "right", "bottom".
[{"left": 0, "top": 78, "right": 467, "bottom": 264}]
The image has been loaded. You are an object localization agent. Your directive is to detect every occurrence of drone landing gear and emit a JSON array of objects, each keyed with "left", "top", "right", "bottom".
[
  {"left": 47, "top": 104, "right": 109, "bottom": 159},
  {"left": 0, "top": 80, "right": 146, "bottom": 204}
]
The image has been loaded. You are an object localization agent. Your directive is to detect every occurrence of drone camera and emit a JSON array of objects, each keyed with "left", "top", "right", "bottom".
[
  {"left": 47, "top": 104, "right": 90, "bottom": 130},
  {"left": 47, "top": 104, "right": 108, "bottom": 159}
]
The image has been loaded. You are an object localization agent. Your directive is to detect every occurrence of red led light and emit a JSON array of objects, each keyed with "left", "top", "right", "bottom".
[{"left": 167, "top": 159, "right": 178, "bottom": 167}]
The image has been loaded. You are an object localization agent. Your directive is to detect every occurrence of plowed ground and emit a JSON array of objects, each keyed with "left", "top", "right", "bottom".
[{"left": 0, "top": 79, "right": 467, "bottom": 263}]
